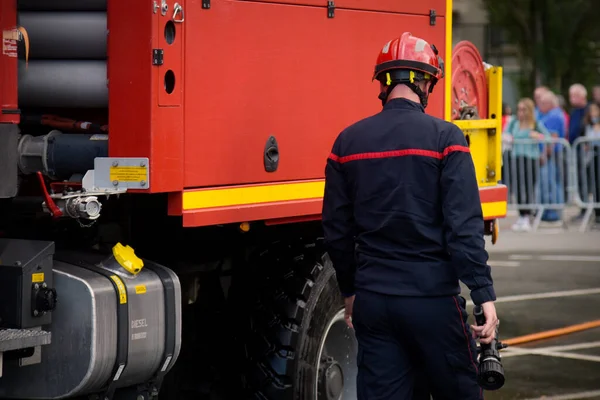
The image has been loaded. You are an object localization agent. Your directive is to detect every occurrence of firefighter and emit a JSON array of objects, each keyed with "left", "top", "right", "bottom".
[{"left": 322, "top": 32, "right": 498, "bottom": 399}]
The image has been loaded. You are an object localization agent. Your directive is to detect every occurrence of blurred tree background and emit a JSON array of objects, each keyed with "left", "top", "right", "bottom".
[{"left": 482, "top": 0, "right": 600, "bottom": 102}]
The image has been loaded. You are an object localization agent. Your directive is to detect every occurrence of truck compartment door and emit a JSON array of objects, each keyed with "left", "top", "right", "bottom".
[
  {"left": 237, "top": 0, "right": 447, "bottom": 18},
  {"left": 157, "top": 0, "right": 184, "bottom": 106}
]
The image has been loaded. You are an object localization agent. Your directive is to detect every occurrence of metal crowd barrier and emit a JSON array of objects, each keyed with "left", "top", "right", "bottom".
[
  {"left": 501, "top": 137, "right": 572, "bottom": 231},
  {"left": 571, "top": 137, "right": 600, "bottom": 232}
]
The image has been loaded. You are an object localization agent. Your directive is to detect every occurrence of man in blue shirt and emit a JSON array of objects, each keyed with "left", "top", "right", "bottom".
[
  {"left": 538, "top": 91, "right": 566, "bottom": 221},
  {"left": 534, "top": 86, "right": 549, "bottom": 120},
  {"left": 569, "top": 84, "right": 589, "bottom": 222},
  {"left": 539, "top": 91, "right": 566, "bottom": 140},
  {"left": 568, "top": 84, "right": 588, "bottom": 144}
]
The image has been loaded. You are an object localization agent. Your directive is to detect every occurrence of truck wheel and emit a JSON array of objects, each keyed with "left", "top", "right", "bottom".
[{"left": 239, "top": 239, "right": 358, "bottom": 400}]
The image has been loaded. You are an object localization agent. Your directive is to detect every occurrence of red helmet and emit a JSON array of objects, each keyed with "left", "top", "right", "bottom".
[{"left": 373, "top": 32, "right": 445, "bottom": 107}]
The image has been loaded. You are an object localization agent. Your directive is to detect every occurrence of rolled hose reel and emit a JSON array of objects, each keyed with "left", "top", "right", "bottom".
[
  {"left": 451, "top": 40, "right": 489, "bottom": 121},
  {"left": 17, "top": 2, "right": 108, "bottom": 109}
]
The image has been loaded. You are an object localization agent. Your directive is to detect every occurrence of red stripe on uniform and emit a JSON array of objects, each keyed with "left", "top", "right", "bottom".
[
  {"left": 336, "top": 149, "right": 444, "bottom": 163},
  {"left": 442, "top": 145, "right": 470, "bottom": 157},
  {"left": 328, "top": 152, "right": 340, "bottom": 162},
  {"left": 328, "top": 145, "right": 470, "bottom": 164}
]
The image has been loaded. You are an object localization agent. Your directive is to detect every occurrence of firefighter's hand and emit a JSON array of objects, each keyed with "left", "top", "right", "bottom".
[
  {"left": 471, "top": 301, "right": 498, "bottom": 345},
  {"left": 344, "top": 295, "right": 355, "bottom": 329}
]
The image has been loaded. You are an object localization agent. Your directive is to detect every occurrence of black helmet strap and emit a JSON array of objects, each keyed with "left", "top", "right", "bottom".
[{"left": 377, "top": 69, "right": 437, "bottom": 108}]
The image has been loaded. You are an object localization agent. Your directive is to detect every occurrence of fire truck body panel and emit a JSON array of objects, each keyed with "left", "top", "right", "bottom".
[
  {"left": 0, "top": 0, "right": 507, "bottom": 398},
  {"left": 108, "top": 1, "right": 448, "bottom": 190},
  {"left": 238, "top": 0, "right": 447, "bottom": 16},
  {"left": 0, "top": 0, "right": 506, "bottom": 229},
  {"left": 182, "top": 2, "right": 447, "bottom": 187}
]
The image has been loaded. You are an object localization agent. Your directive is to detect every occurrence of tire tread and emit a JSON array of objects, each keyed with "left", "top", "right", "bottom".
[{"left": 243, "top": 238, "right": 325, "bottom": 400}]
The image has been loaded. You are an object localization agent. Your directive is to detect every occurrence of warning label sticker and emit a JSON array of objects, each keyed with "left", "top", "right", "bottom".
[
  {"left": 135, "top": 285, "right": 147, "bottom": 295},
  {"left": 110, "top": 275, "right": 128, "bottom": 304},
  {"left": 89, "top": 134, "right": 109, "bottom": 141},
  {"left": 109, "top": 166, "right": 148, "bottom": 183},
  {"left": 2, "top": 30, "right": 18, "bottom": 58}
]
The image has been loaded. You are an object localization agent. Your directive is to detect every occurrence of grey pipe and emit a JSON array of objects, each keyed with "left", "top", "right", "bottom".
[
  {"left": 17, "top": 0, "right": 106, "bottom": 11},
  {"left": 18, "top": 130, "right": 108, "bottom": 180},
  {"left": 19, "top": 60, "right": 107, "bottom": 108},
  {"left": 18, "top": 12, "right": 107, "bottom": 60}
]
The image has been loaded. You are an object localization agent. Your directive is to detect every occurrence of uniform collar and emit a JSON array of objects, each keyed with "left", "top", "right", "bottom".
[{"left": 383, "top": 97, "right": 424, "bottom": 113}]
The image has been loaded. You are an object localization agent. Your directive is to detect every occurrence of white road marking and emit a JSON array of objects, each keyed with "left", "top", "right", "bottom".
[
  {"left": 536, "top": 351, "right": 600, "bottom": 363},
  {"left": 506, "top": 254, "right": 600, "bottom": 262},
  {"left": 491, "top": 260, "right": 521, "bottom": 267},
  {"left": 523, "top": 389, "right": 600, "bottom": 400},
  {"left": 538, "top": 340, "right": 600, "bottom": 352},
  {"left": 501, "top": 347, "right": 600, "bottom": 362},
  {"left": 539, "top": 255, "right": 600, "bottom": 262},
  {"left": 502, "top": 341, "right": 600, "bottom": 359},
  {"left": 537, "top": 228, "right": 567, "bottom": 234},
  {"left": 466, "top": 287, "right": 600, "bottom": 306},
  {"left": 509, "top": 254, "right": 534, "bottom": 260}
]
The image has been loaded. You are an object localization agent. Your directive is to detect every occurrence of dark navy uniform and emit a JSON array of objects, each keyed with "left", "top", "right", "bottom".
[{"left": 322, "top": 97, "right": 495, "bottom": 399}]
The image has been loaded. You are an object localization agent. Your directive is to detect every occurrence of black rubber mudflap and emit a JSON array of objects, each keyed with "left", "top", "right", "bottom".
[{"left": 237, "top": 238, "right": 344, "bottom": 400}]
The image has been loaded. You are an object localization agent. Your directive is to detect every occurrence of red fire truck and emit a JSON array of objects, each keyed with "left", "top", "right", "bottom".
[{"left": 0, "top": 0, "right": 506, "bottom": 399}]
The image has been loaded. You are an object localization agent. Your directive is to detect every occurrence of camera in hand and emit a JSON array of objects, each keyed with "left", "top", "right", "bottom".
[{"left": 473, "top": 305, "right": 507, "bottom": 390}]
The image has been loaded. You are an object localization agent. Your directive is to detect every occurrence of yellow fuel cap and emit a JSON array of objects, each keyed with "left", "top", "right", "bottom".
[{"left": 112, "top": 243, "right": 144, "bottom": 275}]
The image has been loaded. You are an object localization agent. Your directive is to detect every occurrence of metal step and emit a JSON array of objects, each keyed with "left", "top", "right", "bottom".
[
  {"left": 0, "top": 329, "right": 51, "bottom": 377},
  {"left": 0, "top": 328, "right": 51, "bottom": 352}
]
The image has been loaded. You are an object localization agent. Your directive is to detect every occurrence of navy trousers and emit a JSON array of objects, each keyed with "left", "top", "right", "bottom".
[{"left": 353, "top": 290, "right": 483, "bottom": 400}]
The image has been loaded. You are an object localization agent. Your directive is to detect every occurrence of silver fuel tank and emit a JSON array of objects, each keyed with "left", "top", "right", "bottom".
[{"left": 0, "top": 244, "right": 182, "bottom": 399}]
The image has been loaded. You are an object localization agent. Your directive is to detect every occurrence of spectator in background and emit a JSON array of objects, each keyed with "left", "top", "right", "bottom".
[
  {"left": 557, "top": 94, "right": 570, "bottom": 136},
  {"left": 502, "top": 102, "right": 512, "bottom": 131},
  {"left": 501, "top": 103, "right": 513, "bottom": 189},
  {"left": 569, "top": 83, "right": 590, "bottom": 222},
  {"left": 592, "top": 85, "right": 600, "bottom": 105},
  {"left": 538, "top": 91, "right": 566, "bottom": 143},
  {"left": 534, "top": 86, "right": 549, "bottom": 120},
  {"left": 569, "top": 84, "right": 589, "bottom": 144},
  {"left": 581, "top": 103, "right": 600, "bottom": 226},
  {"left": 503, "top": 98, "right": 551, "bottom": 232},
  {"left": 537, "top": 90, "right": 566, "bottom": 223},
  {"left": 557, "top": 93, "right": 571, "bottom": 203}
]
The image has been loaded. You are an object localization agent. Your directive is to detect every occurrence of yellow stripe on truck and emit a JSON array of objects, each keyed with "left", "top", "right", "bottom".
[
  {"left": 183, "top": 179, "right": 507, "bottom": 219},
  {"left": 481, "top": 201, "right": 507, "bottom": 219},
  {"left": 183, "top": 181, "right": 325, "bottom": 210}
]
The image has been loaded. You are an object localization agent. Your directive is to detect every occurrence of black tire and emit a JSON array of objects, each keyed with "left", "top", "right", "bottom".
[{"left": 239, "top": 238, "right": 358, "bottom": 400}]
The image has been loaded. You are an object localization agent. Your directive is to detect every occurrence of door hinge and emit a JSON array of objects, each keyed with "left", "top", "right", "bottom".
[
  {"left": 152, "top": 49, "right": 164, "bottom": 66},
  {"left": 202, "top": 0, "right": 210, "bottom": 9},
  {"left": 327, "top": 1, "right": 335, "bottom": 18},
  {"left": 429, "top": 9, "right": 437, "bottom": 26}
]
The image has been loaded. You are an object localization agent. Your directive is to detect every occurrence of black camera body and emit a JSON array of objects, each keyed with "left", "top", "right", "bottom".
[{"left": 473, "top": 305, "right": 507, "bottom": 390}]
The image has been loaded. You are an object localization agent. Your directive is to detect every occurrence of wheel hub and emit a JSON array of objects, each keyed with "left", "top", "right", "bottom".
[
  {"left": 315, "top": 309, "right": 358, "bottom": 400},
  {"left": 318, "top": 356, "right": 344, "bottom": 400}
]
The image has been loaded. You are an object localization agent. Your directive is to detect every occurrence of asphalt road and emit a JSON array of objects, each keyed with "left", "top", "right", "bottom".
[{"left": 470, "top": 232, "right": 600, "bottom": 400}]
